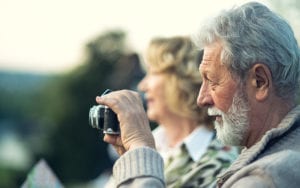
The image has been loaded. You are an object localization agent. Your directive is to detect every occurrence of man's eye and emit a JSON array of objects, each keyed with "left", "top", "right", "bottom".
[
  {"left": 207, "top": 78, "right": 217, "bottom": 90},
  {"left": 207, "top": 78, "right": 214, "bottom": 85},
  {"left": 203, "top": 75, "right": 216, "bottom": 86}
]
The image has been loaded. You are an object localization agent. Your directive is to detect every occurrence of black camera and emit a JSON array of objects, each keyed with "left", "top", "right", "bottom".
[{"left": 89, "top": 89, "right": 120, "bottom": 134}]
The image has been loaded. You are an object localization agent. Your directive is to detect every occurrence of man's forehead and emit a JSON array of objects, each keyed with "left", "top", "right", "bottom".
[
  {"left": 201, "top": 49, "right": 216, "bottom": 67},
  {"left": 199, "top": 43, "right": 225, "bottom": 70},
  {"left": 203, "top": 45, "right": 221, "bottom": 59}
]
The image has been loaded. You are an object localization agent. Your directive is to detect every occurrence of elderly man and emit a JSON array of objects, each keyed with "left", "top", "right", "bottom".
[{"left": 97, "top": 2, "right": 300, "bottom": 187}]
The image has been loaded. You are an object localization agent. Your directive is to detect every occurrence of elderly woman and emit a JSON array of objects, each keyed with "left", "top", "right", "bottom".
[{"left": 137, "top": 36, "right": 239, "bottom": 187}]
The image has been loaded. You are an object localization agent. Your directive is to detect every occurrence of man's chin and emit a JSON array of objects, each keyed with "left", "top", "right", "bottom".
[
  {"left": 215, "top": 127, "right": 242, "bottom": 146},
  {"left": 213, "top": 121, "right": 223, "bottom": 129}
]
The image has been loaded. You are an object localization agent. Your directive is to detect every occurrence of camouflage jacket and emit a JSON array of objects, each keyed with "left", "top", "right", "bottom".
[{"left": 164, "top": 138, "right": 239, "bottom": 188}]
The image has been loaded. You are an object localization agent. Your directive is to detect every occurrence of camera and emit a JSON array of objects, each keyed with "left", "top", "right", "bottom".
[{"left": 89, "top": 89, "right": 120, "bottom": 134}]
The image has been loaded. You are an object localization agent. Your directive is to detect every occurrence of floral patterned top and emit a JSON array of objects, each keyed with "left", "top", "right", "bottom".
[{"left": 162, "top": 135, "right": 240, "bottom": 188}]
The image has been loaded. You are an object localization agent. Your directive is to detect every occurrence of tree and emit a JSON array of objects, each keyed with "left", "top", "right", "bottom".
[{"left": 40, "top": 30, "right": 145, "bottom": 185}]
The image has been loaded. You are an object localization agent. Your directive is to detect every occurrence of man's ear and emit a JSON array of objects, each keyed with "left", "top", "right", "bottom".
[{"left": 249, "top": 64, "right": 272, "bottom": 101}]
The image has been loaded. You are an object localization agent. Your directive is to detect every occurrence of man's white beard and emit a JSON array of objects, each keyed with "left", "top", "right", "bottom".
[{"left": 208, "top": 88, "right": 249, "bottom": 146}]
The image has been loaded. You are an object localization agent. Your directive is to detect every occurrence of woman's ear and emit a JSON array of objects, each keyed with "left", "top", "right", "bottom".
[{"left": 249, "top": 64, "right": 272, "bottom": 101}]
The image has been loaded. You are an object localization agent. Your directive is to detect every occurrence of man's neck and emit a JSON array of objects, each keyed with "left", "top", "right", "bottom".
[{"left": 244, "top": 97, "right": 295, "bottom": 148}]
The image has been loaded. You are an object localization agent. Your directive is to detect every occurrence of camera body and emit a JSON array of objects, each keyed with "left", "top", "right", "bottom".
[{"left": 89, "top": 90, "right": 120, "bottom": 134}]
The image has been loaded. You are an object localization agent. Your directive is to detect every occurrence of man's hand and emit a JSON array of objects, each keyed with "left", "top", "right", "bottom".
[{"left": 96, "top": 90, "right": 155, "bottom": 155}]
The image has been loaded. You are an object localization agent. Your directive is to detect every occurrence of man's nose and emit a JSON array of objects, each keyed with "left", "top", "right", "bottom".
[{"left": 197, "top": 84, "right": 213, "bottom": 107}]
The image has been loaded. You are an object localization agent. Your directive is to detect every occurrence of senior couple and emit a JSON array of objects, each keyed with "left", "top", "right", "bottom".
[{"left": 96, "top": 2, "right": 300, "bottom": 187}]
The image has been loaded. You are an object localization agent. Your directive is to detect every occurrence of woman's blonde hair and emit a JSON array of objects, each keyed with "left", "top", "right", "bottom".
[{"left": 146, "top": 36, "right": 212, "bottom": 126}]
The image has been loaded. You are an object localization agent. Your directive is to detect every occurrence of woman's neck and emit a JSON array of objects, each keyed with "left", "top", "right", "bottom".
[{"left": 159, "top": 115, "right": 198, "bottom": 148}]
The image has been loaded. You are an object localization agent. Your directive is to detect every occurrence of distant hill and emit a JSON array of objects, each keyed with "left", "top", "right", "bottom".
[
  {"left": 0, "top": 71, "right": 59, "bottom": 120},
  {"left": 0, "top": 71, "right": 55, "bottom": 93}
]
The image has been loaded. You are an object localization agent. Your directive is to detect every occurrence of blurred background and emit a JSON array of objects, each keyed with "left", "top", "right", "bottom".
[{"left": 0, "top": 0, "right": 299, "bottom": 187}]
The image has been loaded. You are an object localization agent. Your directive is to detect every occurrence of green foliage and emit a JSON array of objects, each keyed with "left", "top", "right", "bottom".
[
  {"left": 0, "top": 167, "right": 26, "bottom": 188},
  {"left": 39, "top": 29, "right": 145, "bottom": 184},
  {"left": 0, "top": 29, "right": 145, "bottom": 186}
]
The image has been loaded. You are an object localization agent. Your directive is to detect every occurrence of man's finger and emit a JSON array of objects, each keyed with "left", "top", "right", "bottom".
[{"left": 103, "top": 134, "right": 123, "bottom": 147}]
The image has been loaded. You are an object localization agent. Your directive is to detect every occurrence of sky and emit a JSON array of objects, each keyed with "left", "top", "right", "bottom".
[{"left": 0, "top": 0, "right": 271, "bottom": 74}]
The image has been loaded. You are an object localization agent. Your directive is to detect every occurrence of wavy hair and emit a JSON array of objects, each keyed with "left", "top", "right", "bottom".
[
  {"left": 146, "top": 36, "right": 212, "bottom": 126},
  {"left": 193, "top": 2, "right": 300, "bottom": 100}
]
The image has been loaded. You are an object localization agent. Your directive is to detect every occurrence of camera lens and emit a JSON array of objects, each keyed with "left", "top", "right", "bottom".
[
  {"left": 89, "top": 104, "right": 120, "bottom": 134},
  {"left": 89, "top": 105, "right": 105, "bottom": 129}
]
